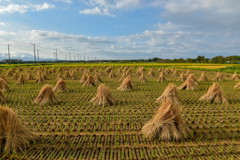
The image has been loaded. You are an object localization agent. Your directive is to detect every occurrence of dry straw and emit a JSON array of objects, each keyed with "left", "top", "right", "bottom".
[
  {"left": 90, "top": 84, "right": 115, "bottom": 106},
  {"left": 213, "top": 72, "right": 225, "bottom": 81},
  {"left": 35, "top": 74, "right": 44, "bottom": 84},
  {"left": 83, "top": 75, "right": 96, "bottom": 87},
  {"left": 0, "top": 106, "right": 36, "bottom": 154},
  {"left": 12, "top": 73, "right": 19, "bottom": 80},
  {"left": 26, "top": 73, "right": 35, "bottom": 80},
  {"left": 0, "top": 78, "right": 10, "bottom": 92},
  {"left": 142, "top": 98, "right": 191, "bottom": 140},
  {"left": 147, "top": 69, "right": 154, "bottom": 77},
  {"left": 53, "top": 78, "right": 67, "bottom": 92},
  {"left": 172, "top": 70, "right": 179, "bottom": 77},
  {"left": 164, "top": 68, "right": 170, "bottom": 75},
  {"left": 0, "top": 90, "right": 7, "bottom": 102},
  {"left": 156, "top": 83, "right": 180, "bottom": 104},
  {"left": 185, "top": 69, "right": 191, "bottom": 77},
  {"left": 0, "top": 75, "right": 7, "bottom": 82},
  {"left": 70, "top": 71, "right": 77, "bottom": 80},
  {"left": 79, "top": 73, "right": 87, "bottom": 83},
  {"left": 119, "top": 73, "right": 126, "bottom": 82},
  {"left": 231, "top": 71, "right": 240, "bottom": 81},
  {"left": 94, "top": 73, "right": 102, "bottom": 83},
  {"left": 158, "top": 71, "right": 166, "bottom": 82},
  {"left": 138, "top": 73, "right": 147, "bottom": 82},
  {"left": 198, "top": 71, "right": 208, "bottom": 82},
  {"left": 234, "top": 82, "right": 240, "bottom": 89},
  {"left": 63, "top": 71, "right": 71, "bottom": 79},
  {"left": 6, "top": 69, "right": 14, "bottom": 77},
  {"left": 200, "top": 83, "right": 227, "bottom": 104},
  {"left": 17, "top": 75, "right": 27, "bottom": 84},
  {"left": 178, "top": 74, "right": 198, "bottom": 90},
  {"left": 34, "top": 84, "right": 60, "bottom": 105},
  {"left": 108, "top": 70, "right": 116, "bottom": 77},
  {"left": 117, "top": 75, "right": 133, "bottom": 91},
  {"left": 178, "top": 72, "right": 186, "bottom": 82}
]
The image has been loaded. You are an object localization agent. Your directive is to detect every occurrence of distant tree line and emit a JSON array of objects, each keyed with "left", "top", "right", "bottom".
[{"left": 124, "top": 55, "right": 240, "bottom": 64}]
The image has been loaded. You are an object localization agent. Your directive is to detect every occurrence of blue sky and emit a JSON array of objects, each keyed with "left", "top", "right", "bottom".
[{"left": 0, "top": 0, "right": 240, "bottom": 60}]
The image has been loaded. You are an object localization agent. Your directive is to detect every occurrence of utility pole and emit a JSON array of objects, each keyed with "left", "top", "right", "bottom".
[
  {"left": 53, "top": 52, "right": 56, "bottom": 62},
  {"left": 69, "top": 52, "right": 71, "bottom": 62},
  {"left": 74, "top": 55, "right": 76, "bottom": 61},
  {"left": 32, "top": 44, "right": 36, "bottom": 64},
  {"left": 7, "top": 44, "right": 11, "bottom": 66},
  {"left": 37, "top": 50, "right": 39, "bottom": 63},
  {"left": 55, "top": 49, "right": 58, "bottom": 62},
  {"left": 84, "top": 55, "right": 85, "bottom": 62},
  {"left": 65, "top": 54, "right": 67, "bottom": 61},
  {"left": 77, "top": 54, "right": 80, "bottom": 61}
]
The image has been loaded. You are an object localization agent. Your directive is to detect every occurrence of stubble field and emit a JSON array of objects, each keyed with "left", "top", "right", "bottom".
[{"left": 0, "top": 65, "right": 240, "bottom": 159}]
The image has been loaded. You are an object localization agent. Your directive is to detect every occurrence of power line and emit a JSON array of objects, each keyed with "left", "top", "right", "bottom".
[
  {"left": 55, "top": 49, "right": 58, "bottom": 62},
  {"left": 69, "top": 52, "right": 71, "bottom": 62},
  {"left": 32, "top": 44, "right": 36, "bottom": 64},
  {"left": 37, "top": 50, "right": 40, "bottom": 63},
  {"left": 8, "top": 44, "right": 11, "bottom": 66}
]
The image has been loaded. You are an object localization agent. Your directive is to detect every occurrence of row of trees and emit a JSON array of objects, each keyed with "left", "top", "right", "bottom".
[{"left": 146, "top": 55, "right": 240, "bottom": 64}]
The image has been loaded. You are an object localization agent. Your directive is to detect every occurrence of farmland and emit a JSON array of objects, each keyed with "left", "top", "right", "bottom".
[{"left": 0, "top": 64, "right": 240, "bottom": 159}]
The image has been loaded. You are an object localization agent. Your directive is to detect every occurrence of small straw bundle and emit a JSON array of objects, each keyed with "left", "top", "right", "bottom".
[
  {"left": 185, "top": 70, "right": 191, "bottom": 77},
  {"left": 213, "top": 72, "right": 225, "bottom": 81},
  {"left": 79, "top": 73, "right": 87, "bottom": 83},
  {"left": 117, "top": 76, "right": 133, "bottom": 91},
  {"left": 94, "top": 73, "right": 102, "bottom": 83},
  {"left": 90, "top": 84, "right": 115, "bottom": 106},
  {"left": 0, "top": 106, "right": 36, "bottom": 154},
  {"left": 178, "top": 74, "right": 198, "bottom": 90},
  {"left": 34, "top": 84, "right": 60, "bottom": 105},
  {"left": 231, "top": 71, "right": 240, "bottom": 81},
  {"left": 156, "top": 83, "right": 180, "bottom": 104},
  {"left": 53, "top": 78, "right": 67, "bottom": 92},
  {"left": 200, "top": 83, "right": 227, "bottom": 104},
  {"left": 158, "top": 71, "right": 166, "bottom": 82},
  {"left": 108, "top": 70, "right": 116, "bottom": 77},
  {"left": 172, "top": 70, "right": 179, "bottom": 77},
  {"left": 138, "top": 73, "right": 147, "bottom": 82},
  {"left": 178, "top": 72, "right": 186, "bottom": 82},
  {"left": 63, "top": 71, "right": 71, "bottom": 79},
  {"left": 35, "top": 74, "right": 45, "bottom": 84},
  {"left": 83, "top": 75, "right": 96, "bottom": 87},
  {"left": 12, "top": 73, "right": 19, "bottom": 80},
  {"left": 26, "top": 73, "right": 35, "bottom": 80},
  {"left": 198, "top": 71, "right": 208, "bottom": 82},
  {"left": 0, "top": 78, "right": 10, "bottom": 92},
  {"left": 142, "top": 98, "right": 191, "bottom": 140},
  {"left": 17, "top": 75, "right": 27, "bottom": 84},
  {"left": 119, "top": 73, "right": 126, "bottom": 82}
]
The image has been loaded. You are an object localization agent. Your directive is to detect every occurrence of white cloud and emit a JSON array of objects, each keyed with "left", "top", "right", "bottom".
[
  {"left": 0, "top": 3, "right": 55, "bottom": 14},
  {"left": 53, "top": 0, "right": 73, "bottom": 4},
  {"left": 33, "top": 3, "right": 55, "bottom": 11},
  {"left": 79, "top": 7, "right": 114, "bottom": 17},
  {"left": 79, "top": 0, "right": 164, "bottom": 16},
  {"left": 162, "top": 0, "right": 240, "bottom": 31},
  {"left": 0, "top": 22, "right": 5, "bottom": 26},
  {"left": 1, "top": 24, "right": 239, "bottom": 60}
]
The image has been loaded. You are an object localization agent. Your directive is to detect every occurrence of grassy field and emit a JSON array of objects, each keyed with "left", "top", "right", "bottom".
[{"left": 0, "top": 65, "right": 240, "bottom": 159}]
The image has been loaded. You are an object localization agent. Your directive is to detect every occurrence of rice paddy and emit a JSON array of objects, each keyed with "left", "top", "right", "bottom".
[{"left": 0, "top": 65, "right": 240, "bottom": 159}]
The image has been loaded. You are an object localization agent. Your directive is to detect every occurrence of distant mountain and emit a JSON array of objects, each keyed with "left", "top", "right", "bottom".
[{"left": 0, "top": 52, "right": 56, "bottom": 61}]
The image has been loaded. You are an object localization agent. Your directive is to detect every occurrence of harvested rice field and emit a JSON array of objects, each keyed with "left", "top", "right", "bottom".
[{"left": 0, "top": 66, "right": 240, "bottom": 159}]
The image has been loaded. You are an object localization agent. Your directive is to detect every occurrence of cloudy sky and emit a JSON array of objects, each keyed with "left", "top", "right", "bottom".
[{"left": 0, "top": 0, "right": 239, "bottom": 60}]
